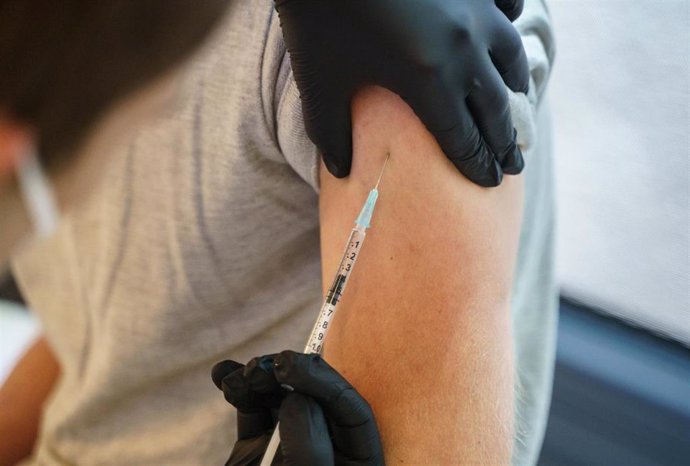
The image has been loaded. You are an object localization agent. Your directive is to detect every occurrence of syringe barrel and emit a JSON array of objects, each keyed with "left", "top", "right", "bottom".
[
  {"left": 305, "top": 225, "right": 366, "bottom": 354},
  {"left": 261, "top": 225, "right": 367, "bottom": 466},
  {"left": 261, "top": 168, "right": 387, "bottom": 466}
]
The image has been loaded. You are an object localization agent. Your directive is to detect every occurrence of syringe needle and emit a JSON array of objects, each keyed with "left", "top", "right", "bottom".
[{"left": 374, "top": 153, "right": 391, "bottom": 190}]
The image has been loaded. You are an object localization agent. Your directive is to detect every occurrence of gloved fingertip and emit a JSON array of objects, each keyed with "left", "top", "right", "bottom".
[
  {"left": 459, "top": 156, "right": 503, "bottom": 187},
  {"left": 211, "top": 360, "right": 243, "bottom": 390},
  {"left": 322, "top": 147, "right": 352, "bottom": 178},
  {"left": 495, "top": 0, "right": 524, "bottom": 21},
  {"left": 325, "top": 157, "right": 349, "bottom": 178},
  {"left": 502, "top": 145, "right": 525, "bottom": 175},
  {"left": 221, "top": 369, "right": 251, "bottom": 408},
  {"left": 492, "top": 160, "right": 504, "bottom": 186}
]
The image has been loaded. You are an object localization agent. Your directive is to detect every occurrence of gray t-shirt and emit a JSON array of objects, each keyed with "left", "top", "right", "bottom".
[{"left": 13, "top": 1, "right": 556, "bottom": 464}]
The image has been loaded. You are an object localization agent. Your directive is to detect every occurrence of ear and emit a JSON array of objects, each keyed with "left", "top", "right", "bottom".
[{"left": 0, "top": 117, "right": 33, "bottom": 180}]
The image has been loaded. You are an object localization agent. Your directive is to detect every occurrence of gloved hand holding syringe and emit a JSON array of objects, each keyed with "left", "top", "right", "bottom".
[{"left": 259, "top": 154, "right": 391, "bottom": 466}]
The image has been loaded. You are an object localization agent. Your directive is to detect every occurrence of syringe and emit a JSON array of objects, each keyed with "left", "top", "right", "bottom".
[{"left": 260, "top": 154, "right": 390, "bottom": 466}]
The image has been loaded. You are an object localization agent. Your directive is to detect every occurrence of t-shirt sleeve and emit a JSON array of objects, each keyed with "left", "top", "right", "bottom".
[
  {"left": 508, "top": 0, "right": 556, "bottom": 152},
  {"left": 263, "top": 12, "right": 321, "bottom": 193},
  {"left": 275, "top": 58, "right": 321, "bottom": 192},
  {"left": 516, "top": 0, "right": 557, "bottom": 108},
  {"left": 264, "top": 0, "right": 556, "bottom": 186}
]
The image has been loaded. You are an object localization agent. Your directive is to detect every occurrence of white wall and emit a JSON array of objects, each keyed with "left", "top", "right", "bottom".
[{"left": 549, "top": 0, "right": 689, "bottom": 343}]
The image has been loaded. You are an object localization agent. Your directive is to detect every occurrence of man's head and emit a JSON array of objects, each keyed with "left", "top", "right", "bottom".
[{"left": 0, "top": 0, "right": 230, "bottom": 265}]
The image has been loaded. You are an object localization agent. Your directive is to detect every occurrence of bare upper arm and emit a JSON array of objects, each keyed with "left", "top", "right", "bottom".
[{"left": 319, "top": 86, "right": 523, "bottom": 464}]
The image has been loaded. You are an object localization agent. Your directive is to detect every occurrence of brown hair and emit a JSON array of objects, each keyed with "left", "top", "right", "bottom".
[{"left": 0, "top": 0, "right": 230, "bottom": 172}]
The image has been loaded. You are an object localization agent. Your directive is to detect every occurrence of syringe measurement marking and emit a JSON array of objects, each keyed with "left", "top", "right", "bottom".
[{"left": 307, "top": 234, "right": 363, "bottom": 354}]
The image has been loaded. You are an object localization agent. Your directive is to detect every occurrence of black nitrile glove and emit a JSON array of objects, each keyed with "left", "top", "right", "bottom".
[
  {"left": 275, "top": 0, "right": 529, "bottom": 187},
  {"left": 212, "top": 351, "right": 384, "bottom": 466}
]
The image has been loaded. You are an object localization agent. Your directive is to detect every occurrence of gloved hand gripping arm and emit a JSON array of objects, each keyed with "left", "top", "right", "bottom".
[{"left": 275, "top": 0, "right": 529, "bottom": 187}]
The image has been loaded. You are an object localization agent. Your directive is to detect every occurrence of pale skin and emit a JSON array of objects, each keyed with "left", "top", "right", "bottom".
[{"left": 0, "top": 85, "right": 523, "bottom": 464}]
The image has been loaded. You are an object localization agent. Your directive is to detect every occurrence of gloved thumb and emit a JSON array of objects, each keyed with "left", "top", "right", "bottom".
[
  {"left": 302, "top": 93, "right": 353, "bottom": 178},
  {"left": 212, "top": 360, "right": 244, "bottom": 390}
]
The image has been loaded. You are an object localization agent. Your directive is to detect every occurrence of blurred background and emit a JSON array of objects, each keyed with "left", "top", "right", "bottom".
[
  {"left": 538, "top": 0, "right": 690, "bottom": 464},
  {"left": 1, "top": 0, "right": 688, "bottom": 464}
]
